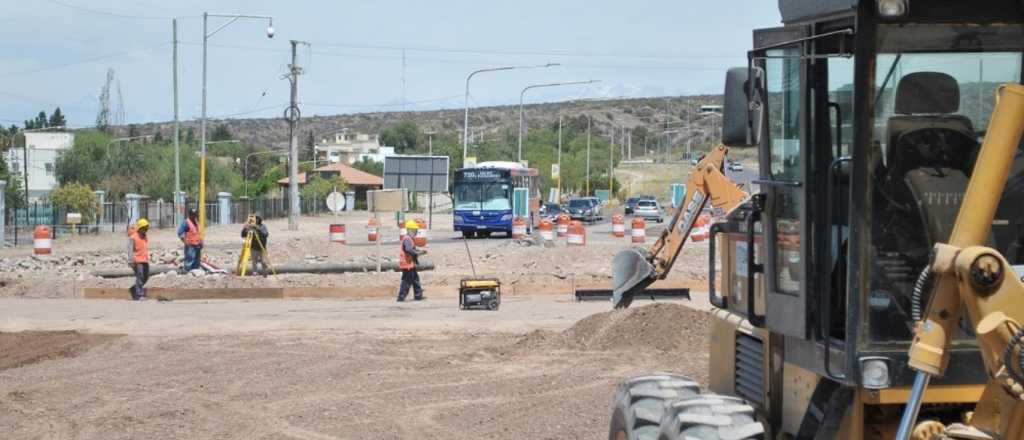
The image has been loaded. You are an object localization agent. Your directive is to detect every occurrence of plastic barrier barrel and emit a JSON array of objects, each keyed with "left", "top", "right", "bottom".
[
  {"left": 414, "top": 218, "right": 428, "bottom": 247},
  {"left": 556, "top": 213, "right": 571, "bottom": 237},
  {"left": 611, "top": 215, "right": 626, "bottom": 237},
  {"left": 630, "top": 217, "right": 646, "bottom": 244},
  {"left": 329, "top": 224, "right": 346, "bottom": 244},
  {"left": 567, "top": 220, "right": 586, "bottom": 246},
  {"left": 690, "top": 213, "right": 712, "bottom": 242},
  {"left": 538, "top": 219, "right": 555, "bottom": 241},
  {"left": 512, "top": 216, "right": 528, "bottom": 239},
  {"left": 367, "top": 217, "right": 380, "bottom": 242},
  {"left": 33, "top": 225, "right": 52, "bottom": 255}
]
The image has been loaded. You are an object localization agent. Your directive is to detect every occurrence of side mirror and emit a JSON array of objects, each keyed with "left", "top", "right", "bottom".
[{"left": 722, "top": 66, "right": 764, "bottom": 148}]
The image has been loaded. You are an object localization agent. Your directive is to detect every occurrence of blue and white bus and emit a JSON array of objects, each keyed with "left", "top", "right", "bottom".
[{"left": 453, "top": 161, "right": 540, "bottom": 238}]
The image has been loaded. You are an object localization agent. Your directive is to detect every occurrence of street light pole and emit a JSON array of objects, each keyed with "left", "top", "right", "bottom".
[
  {"left": 586, "top": 115, "right": 591, "bottom": 196},
  {"left": 518, "top": 79, "right": 599, "bottom": 162},
  {"left": 199, "top": 12, "right": 274, "bottom": 237},
  {"left": 462, "top": 63, "right": 559, "bottom": 165},
  {"left": 556, "top": 115, "right": 562, "bottom": 197},
  {"left": 172, "top": 18, "right": 182, "bottom": 226}
]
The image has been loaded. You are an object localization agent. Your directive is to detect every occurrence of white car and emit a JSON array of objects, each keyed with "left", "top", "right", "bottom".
[
  {"left": 632, "top": 200, "right": 663, "bottom": 223},
  {"left": 729, "top": 162, "right": 744, "bottom": 171}
]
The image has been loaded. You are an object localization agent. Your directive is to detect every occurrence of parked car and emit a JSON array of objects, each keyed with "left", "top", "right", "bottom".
[
  {"left": 728, "top": 161, "right": 744, "bottom": 171},
  {"left": 540, "top": 202, "right": 563, "bottom": 220},
  {"left": 566, "top": 197, "right": 600, "bottom": 223},
  {"left": 624, "top": 195, "right": 656, "bottom": 215},
  {"left": 633, "top": 199, "right": 664, "bottom": 223},
  {"left": 583, "top": 197, "right": 603, "bottom": 221}
]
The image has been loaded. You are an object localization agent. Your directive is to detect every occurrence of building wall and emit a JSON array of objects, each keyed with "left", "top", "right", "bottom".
[{"left": 8, "top": 132, "right": 74, "bottom": 200}]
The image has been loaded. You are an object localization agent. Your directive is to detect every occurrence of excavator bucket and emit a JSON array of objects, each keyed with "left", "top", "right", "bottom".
[{"left": 612, "top": 248, "right": 656, "bottom": 309}]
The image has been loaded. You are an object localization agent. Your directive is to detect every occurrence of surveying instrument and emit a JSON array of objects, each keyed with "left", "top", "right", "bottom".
[{"left": 236, "top": 214, "right": 276, "bottom": 276}]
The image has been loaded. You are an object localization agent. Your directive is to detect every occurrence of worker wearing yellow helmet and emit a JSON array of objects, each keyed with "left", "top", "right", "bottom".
[
  {"left": 127, "top": 218, "right": 151, "bottom": 300},
  {"left": 397, "top": 219, "right": 426, "bottom": 302}
]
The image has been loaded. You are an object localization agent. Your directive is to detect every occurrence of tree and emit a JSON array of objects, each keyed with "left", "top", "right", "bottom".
[
  {"left": 379, "top": 120, "right": 421, "bottom": 153},
  {"left": 0, "top": 154, "right": 25, "bottom": 209},
  {"left": 351, "top": 157, "right": 383, "bottom": 176},
  {"left": 50, "top": 182, "right": 99, "bottom": 222},
  {"left": 301, "top": 130, "right": 316, "bottom": 162},
  {"left": 35, "top": 111, "right": 48, "bottom": 129},
  {"left": 300, "top": 174, "right": 348, "bottom": 201},
  {"left": 48, "top": 107, "right": 66, "bottom": 127},
  {"left": 185, "top": 128, "right": 195, "bottom": 145},
  {"left": 128, "top": 124, "right": 139, "bottom": 137},
  {"left": 153, "top": 130, "right": 163, "bottom": 142},
  {"left": 211, "top": 124, "right": 233, "bottom": 141}
]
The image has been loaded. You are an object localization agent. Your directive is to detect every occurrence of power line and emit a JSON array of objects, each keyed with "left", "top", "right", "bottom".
[
  {"left": 300, "top": 94, "right": 463, "bottom": 109},
  {"left": 0, "top": 42, "right": 169, "bottom": 78},
  {"left": 313, "top": 41, "right": 738, "bottom": 60},
  {"left": 45, "top": 0, "right": 190, "bottom": 20}
]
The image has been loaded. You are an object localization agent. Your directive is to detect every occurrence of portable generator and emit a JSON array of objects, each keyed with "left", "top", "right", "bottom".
[{"left": 459, "top": 278, "right": 501, "bottom": 310}]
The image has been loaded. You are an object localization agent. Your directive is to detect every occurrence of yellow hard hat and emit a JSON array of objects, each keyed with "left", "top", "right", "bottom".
[
  {"left": 137, "top": 218, "right": 150, "bottom": 229},
  {"left": 405, "top": 219, "right": 419, "bottom": 230}
]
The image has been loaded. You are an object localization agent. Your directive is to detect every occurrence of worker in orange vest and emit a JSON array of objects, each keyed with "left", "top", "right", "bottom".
[
  {"left": 177, "top": 208, "right": 203, "bottom": 273},
  {"left": 127, "top": 218, "right": 151, "bottom": 301},
  {"left": 397, "top": 220, "right": 426, "bottom": 302}
]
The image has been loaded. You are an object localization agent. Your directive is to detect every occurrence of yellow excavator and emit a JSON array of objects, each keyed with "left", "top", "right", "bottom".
[
  {"left": 608, "top": 1, "right": 1024, "bottom": 439},
  {"left": 613, "top": 145, "right": 748, "bottom": 309}
]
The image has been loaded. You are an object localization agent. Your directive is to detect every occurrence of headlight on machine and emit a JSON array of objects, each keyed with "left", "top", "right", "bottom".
[
  {"left": 500, "top": 214, "right": 512, "bottom": 221},
  {"left": 454, "top": 215, "right": 464, "bottom": 223},
  {"left": 860, "top": 357, "right": 892, "bottom": 389},
  {"left": 877, "top": 0, "right": 909, "bottom": 18}
]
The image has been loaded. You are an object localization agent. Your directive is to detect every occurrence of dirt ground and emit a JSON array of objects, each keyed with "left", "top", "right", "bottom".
[
  {"left": 0, "top": 299, "right": 711, "bottom": 439},
  {"left": 0, "top": 212, "right": 713, "bottom": 299}
]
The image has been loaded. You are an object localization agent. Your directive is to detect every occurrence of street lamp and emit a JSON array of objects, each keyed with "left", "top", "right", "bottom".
[
  {"left": 462, "top": 63, "right": 559, "bottom": 165},
  {"left": 199, "top": 12, "right": 274, "bottom": 237},
  {"left": 244, "top": 150, "right": 287, "bottom": 197},
  {"left": 518, "top": 80, "right": 600, "bottom": 162}
]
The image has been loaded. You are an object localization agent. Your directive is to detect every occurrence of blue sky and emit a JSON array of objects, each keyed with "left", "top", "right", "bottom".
[{"left": 0, "top": 1, "right": 780, "bottom": 127}]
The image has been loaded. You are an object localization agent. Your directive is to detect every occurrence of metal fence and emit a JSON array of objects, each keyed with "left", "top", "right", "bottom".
[{"left": 3, "top": 196, "right": 328, "bottom": 246}]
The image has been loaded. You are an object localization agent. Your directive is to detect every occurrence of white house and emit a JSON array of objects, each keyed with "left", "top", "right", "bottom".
[
  {"left": 314, "top": 128, "right": 398, "bottom": 165},
  {"left": 6, "top": 131, "right": 74, "bottom": 201}
]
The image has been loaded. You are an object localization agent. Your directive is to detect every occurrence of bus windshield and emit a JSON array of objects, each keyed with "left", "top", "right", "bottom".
[{"left": 454, "top": 182, "right": 511, "bottom": 211}]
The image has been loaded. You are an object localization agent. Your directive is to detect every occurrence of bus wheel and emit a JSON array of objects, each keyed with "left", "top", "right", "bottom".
[
  {"left": 462, "top": 231, "right": 476, "bottom": 239},
  {"left": 480, "top": 231, "right": 492, "bottom": 238}
]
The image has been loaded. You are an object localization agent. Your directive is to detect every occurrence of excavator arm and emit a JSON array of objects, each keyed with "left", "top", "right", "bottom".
[
  {"left": 612, "top": 145, "right": 748, "bottom": 308},
  {"left": 896, "top": 84, "right": 1024, "bottom": 439}
]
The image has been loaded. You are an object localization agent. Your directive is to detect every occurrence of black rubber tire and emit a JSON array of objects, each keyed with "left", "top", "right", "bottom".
[
  {"left": 462, "top": 230, "right": 476, "bottom": 239},
  {"left": 656, "top": 394, "right": 764, "bottom": 440},
  {"left": 608, "top": 374, "right": 701, "bottom": 440}
]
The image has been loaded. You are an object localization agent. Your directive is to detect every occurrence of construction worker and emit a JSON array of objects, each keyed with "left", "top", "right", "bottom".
[
  {"left": 241, "top": 215, "right": 269, "bottom": 276},
  {"left": 127, "top": 218, "right": 151, "bottom": 301},
  {"left": 397, "top": 219, "right": 426, "bottom": 302},
  {"left": 177, "top": 208, "right": 203, "bottom": 273}
]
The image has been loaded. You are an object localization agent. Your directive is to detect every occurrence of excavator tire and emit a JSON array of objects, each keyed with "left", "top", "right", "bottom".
[
  {"left": 656, "top": 394, "right": 764, "bottom": 440},
  {"left": 608, "top": 374, "right": 702, "bottom": 440}
]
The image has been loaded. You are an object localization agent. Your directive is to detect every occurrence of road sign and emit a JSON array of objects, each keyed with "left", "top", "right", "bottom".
[
  {"left": 551, "top": 163, "right": 560, "bottom": 178},
  {"left": 326, "top": 191, "right": 346, "bottom": 213}
]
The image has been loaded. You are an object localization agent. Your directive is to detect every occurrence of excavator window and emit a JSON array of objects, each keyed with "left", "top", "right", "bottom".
[{"left": 865, "top": 24, "right": 1024, "bottom": 344}]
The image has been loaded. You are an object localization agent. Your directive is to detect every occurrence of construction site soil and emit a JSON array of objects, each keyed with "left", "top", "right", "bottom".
[{"left": 0, "top": 302, "right": 710, "bottom": 439}]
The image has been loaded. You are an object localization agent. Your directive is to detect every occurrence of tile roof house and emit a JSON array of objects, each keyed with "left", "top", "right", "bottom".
[{"left": 277, "top": 162, "right": 383, "bottom": 208}]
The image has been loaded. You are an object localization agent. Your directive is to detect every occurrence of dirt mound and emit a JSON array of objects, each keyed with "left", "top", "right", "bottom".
[
  {"left": 514, "top": 302, "right": 709, "bottom": 353},
  {"left": 0, "top": 331, "right": 121, "bottom": 371}
]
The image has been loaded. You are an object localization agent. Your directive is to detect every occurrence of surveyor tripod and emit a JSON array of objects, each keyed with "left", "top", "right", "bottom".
[{"left": 236, "top": 215, "right": 276, "bottom": 277}]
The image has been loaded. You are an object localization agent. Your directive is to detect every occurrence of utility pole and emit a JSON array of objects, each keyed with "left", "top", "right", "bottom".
[
  {"left": 172, "top": 18, "right": 182, "bottom": 224},
  {"left": 557, "top": 115, "right": 562, "bottom": 197},
  {"left": 608, "top": 126, "right": 614, "bottom": 194},
  {"left": 586, "top": 115, "right": 591, "bottom": 196},
  {"left": 285, "top": 40, "right": 309, "bottom": 231}
]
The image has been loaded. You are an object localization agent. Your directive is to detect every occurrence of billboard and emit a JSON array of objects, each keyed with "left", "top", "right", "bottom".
[{"left": 383, "top": 155, "right": 450, "bottom": 192}]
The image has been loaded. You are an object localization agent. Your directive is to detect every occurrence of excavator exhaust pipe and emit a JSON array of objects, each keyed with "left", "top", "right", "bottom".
[{"left": 612, "top": 248, "right": 656, "bottom": 309}]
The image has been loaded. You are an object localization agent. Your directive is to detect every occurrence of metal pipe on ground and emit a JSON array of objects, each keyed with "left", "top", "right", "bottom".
[{"left": 90, "top": 260, "right": 435, "bottom": 278}]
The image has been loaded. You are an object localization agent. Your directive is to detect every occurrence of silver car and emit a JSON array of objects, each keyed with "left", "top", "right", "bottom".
[{"left": 633, "top": 199, "right": 663, "bottom": 223}]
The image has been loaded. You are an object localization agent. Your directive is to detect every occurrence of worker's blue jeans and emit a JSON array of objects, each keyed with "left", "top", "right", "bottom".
[
  {"left": 183, "top": 245, "right": 201, "bottom": 272},
  {"left": 398, "top": 269, "right": 423, "bottom": 300},
  {"left": 130, "top": 263, "right": 149, "bottom": 300}
]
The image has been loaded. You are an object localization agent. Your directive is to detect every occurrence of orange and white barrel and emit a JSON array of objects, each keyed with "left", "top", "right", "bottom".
[
  {"left": 511, "top": 216, "right": 528, "bottom": 239},
  {"left": 367, "top": 217, "right": 380, "bottom": 242},
  {"left": 611, "top": 215, "right": 626, "bottom": 237},
  {"left": 690, "top": 213, "right": 712, "bottom": 242},
  {"left": 33, "top": 225, "right": 52, "bottom": 255},
  {"left": 414, "top": 218, "right": 428, "bottom": 247},
  {"left": 630, "top": 217, "right": 646, "bottom": 244},
  {"left": 556, "top": 213, "right": 571, "bottom": 237},
  {"left": 567, "top": 220, "right": 586, "bottom": 246},
  {"left": 538, "top": 219, "right": 555, "bottom": 241},
  {"left": 329, "top": 224, "right": 346, "bottom": 244}
]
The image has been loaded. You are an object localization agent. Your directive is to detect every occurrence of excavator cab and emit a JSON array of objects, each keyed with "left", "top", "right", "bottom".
[{"left": 609, "top": 2, "right": 1024, "bottom": 439}]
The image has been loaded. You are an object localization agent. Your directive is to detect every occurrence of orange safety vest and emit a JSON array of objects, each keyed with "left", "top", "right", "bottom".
[
  {"left": 184, "top": 218, "right": 202, "bottom": 246},
  {"left": 398, "top": 235, "right": 416, "bottom": 270},
  {"left": 130, "top": 231, "right": 149, "bottom": 264}
]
